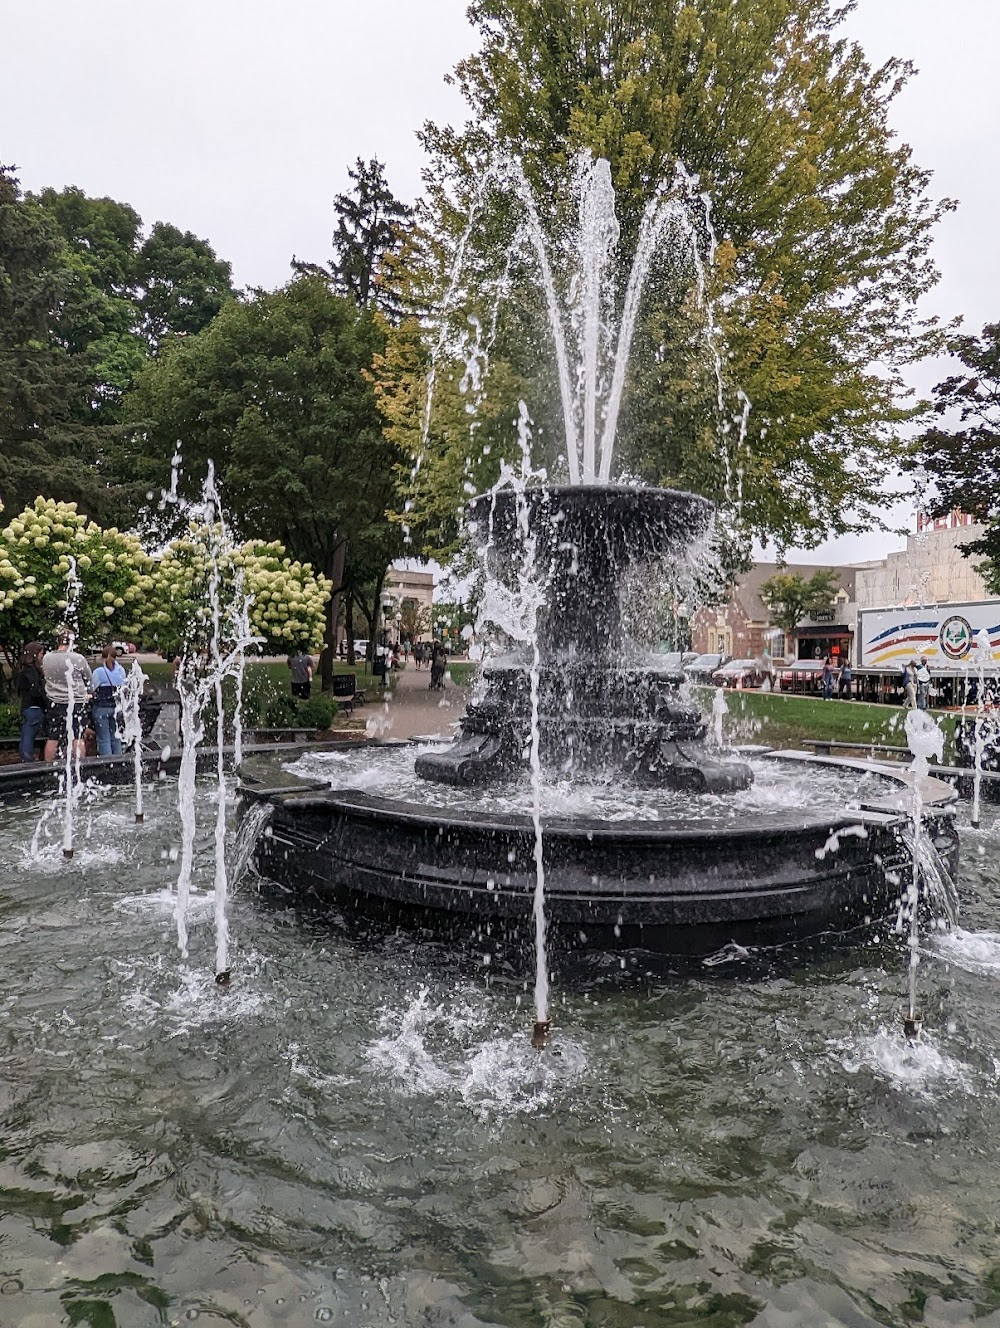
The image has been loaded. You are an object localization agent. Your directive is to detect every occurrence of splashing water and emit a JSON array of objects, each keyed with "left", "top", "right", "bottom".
[
  {"left": 901, "top": 710, "right": 946, "bottom": 1023},
  {"left": 170, "top": 463, "right": 262, "bottom": 973},
  {"left": 60, "top": 557, "right": 84, "bottom": 860},
  {"left": 118, "top": 658, "right": 147, "bottom": 822}
]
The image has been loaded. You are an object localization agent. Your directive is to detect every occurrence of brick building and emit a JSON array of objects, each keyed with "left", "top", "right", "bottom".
[{"left": 690, "top": 563, "right": 856, "bottom": 663}]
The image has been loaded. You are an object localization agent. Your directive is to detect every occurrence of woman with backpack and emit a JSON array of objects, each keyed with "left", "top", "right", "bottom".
[{"left": 91, "top": 645, "right": 127, "bottom": 756}]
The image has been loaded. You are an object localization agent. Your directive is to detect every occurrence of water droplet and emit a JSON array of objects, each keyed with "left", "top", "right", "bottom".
[
  {"left": 1, "top": 1280, "right": 22, "bottom": 1295},
  {"left": 316, "top": 1311, "right": 334, "bottom": 1323}
]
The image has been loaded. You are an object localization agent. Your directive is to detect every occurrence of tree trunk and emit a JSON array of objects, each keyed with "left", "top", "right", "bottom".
[
  {"left": 346, "top": 595, "right": 355, "bottom": 664},
  {"left": 321, "top": 540, "right": 348, "bottom": 691}
]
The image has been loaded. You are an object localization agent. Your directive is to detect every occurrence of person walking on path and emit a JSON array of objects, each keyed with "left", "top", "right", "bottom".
[
  {"left": 42, "top": 630, "right": 92, "bottom": 762},
  {"left": 17, "top": 641, "right": 48, "bottom": 762},
  {"left": 430, "top": 644, "right": 448, "bottom": 691},
  {"left": 287, "top": 650, "right": 313, "bottom": 700},
  {"left": 90, "top": 645, "right": 127, "bottom": 756}
]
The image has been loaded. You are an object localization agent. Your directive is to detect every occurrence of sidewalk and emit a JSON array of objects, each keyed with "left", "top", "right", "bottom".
[{"left": 364, "top": 663, "right": 469, "bottom": 740}]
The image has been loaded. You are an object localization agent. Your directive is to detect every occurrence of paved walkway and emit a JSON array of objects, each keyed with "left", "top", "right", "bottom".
[{"left": 363, "top": 663, "right": 469, "bottom": 740}]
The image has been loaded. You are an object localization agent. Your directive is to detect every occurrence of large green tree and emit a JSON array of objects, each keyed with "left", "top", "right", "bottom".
[
  {"left": 409, "top": 0, "right": 952, "bottom": 549},
  {"left": 915, "top": 322, "right": 1000, "bottom": 593},
  {"left": 759, "top": 567, "right": 842, "bottom": 635},
  {"left": 121, "top": 275, "right": 405, "bottom": 686},
  {"left": 0, "top": 168, "right": 117, "bottom": 520}
]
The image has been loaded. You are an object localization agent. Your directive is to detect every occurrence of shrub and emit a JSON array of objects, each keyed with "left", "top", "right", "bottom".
[
  {"left": 262, "top": 694, "right": 300, "bottom": 728},
  {"left": 0, "top": 703, "right": 19, "bottom": 738},
  {"left": 297, "top": 695, "right": 337, "bottom": 730}
]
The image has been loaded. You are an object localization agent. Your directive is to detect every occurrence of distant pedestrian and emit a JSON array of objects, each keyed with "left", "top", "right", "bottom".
[
  {"left": 821, "top": 656, "right": 835, "bottom": 701},
  {"left": 90, "top": 645, "right": 127, "bottom": 756},
  {"left": 916, "top": 659, "right": 931, "bottom": 710},
  {"left": 287, "top": 650, "right": 313, "bottom": 700},
  {"left": 17, "top": 641, "right": 48, "bottom": 762},
  {"left": 838, "top": 661, "right": 853, "bottom": 700},
  {"left": 41, "top": 630, "right": 92, "bottom": 762},
  {"left": 901, "top": 661, "right": 918, "bottom": 709},
  {"left": 430, "top": 644, "right": 447, "bottom": 691}
]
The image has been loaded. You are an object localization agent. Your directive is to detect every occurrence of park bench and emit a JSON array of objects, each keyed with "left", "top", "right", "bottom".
[
  {"left": 803, "top": 739, "right": 909, "bottom": 760},
  {"left": 331, "top": 674, "right": 366, "bottom": 713}
]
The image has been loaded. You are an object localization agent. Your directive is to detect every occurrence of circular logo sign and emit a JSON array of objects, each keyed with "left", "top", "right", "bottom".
[{"left": 940, "top": 615, "right": 974, "bottom": 660}]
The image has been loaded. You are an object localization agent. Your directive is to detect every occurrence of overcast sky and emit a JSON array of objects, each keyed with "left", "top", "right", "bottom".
[{"left": 3, "top": 0, "right": 997, "bottom": 565}]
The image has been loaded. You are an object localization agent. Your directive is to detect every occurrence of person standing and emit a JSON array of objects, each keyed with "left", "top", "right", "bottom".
[
  {"left": 916, "top": 658, "right": 931, "bottom": 711},
  {"left": 901, "top": 661, "right": 918, "bottom": 709},
  {"left": 838, "top": 660, "right": 853, "bottom": 700},
  {"left": 90, "top": 645, "right": 127, "bottom": 756},
  {"left": 821, "top": 656, "right": 835, "bottom": 701},
  {"left": 17, "top": 641, "right": 48, "bottom": 762},
  {"left": 41, "top": 631, "right": 92, "bottom": 762},
  {"left": 287, "top": 650, "right": 313, "bottom": 700},
  {"left": 430, "top": 644, "right": 447, "bottom": 691}
]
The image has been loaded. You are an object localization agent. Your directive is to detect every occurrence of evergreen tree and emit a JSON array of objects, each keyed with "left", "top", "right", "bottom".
[{"left": 296, "top": 158, "right": 413, "bottom": 319}]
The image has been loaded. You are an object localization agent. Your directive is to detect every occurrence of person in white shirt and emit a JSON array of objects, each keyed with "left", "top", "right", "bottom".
[{"left": 41, "top": 631, "right": 93, "bottom": 762}]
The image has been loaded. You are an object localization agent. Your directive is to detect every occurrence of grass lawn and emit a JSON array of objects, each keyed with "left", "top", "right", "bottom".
[{"left": 701, "top": 686, "right": 959, "bottom": 758}]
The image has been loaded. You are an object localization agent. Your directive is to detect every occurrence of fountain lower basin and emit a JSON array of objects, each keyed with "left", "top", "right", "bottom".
[{"left": 239, "top": 743, "right": 959, "bottom": 957}]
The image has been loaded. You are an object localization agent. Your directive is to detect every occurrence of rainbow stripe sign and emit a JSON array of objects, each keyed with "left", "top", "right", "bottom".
[{"left": 859, "top": 603, "right": 1000, "bottom": 669}]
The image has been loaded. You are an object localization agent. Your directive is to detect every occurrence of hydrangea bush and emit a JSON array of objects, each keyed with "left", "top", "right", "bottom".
[
  {"left": 0, "top": 499, "right": 331, "bottom": 675},
  {"left": 0, "top": 498, "right": 150, "bottom": 664},
  {"left": 142, "top": 525, "right": 331, "bottom": 659}
]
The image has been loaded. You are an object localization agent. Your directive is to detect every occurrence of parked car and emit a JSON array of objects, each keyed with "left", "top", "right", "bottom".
[
  {"left": 773, "top": 658, "right": 826, "bottom": 693},
  {"left": 684, "top": 653, "right": 728, "bottom": 682},
  {"left": 711, "top": 658, "right": 762, "bottom": 689},
  {"left": 655, "top": 650, "right": 699, "bottom": 672}
]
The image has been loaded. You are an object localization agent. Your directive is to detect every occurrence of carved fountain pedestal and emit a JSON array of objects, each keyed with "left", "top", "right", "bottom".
[{"left": 416, "top": 485, "right": 752, "bottom": 794}]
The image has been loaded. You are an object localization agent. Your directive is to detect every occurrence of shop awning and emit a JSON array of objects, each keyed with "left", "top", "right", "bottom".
[{"left": 795, "top": 625, "right": 853, "bottom": 638}]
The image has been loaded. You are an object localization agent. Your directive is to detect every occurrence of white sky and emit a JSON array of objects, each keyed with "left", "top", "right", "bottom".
[{"left": 3, "top": 0, "right": 997, "bottom": 566}]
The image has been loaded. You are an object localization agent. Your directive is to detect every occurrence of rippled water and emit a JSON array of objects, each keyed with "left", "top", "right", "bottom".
[
  {"left": 1, "top": 775, "right": 1000, "bottom": 1326},
  {"left": 281, "top": 746, "right": 902, "bottom": 824}
]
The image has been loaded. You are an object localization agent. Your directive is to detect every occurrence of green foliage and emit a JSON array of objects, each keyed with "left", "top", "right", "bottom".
[
  {"left": 295, "top": 158, "right": 413, "bottom": 320},
  {"left": 0, "top": 702, "right": 19, "bottom": 737},
  {"left": 120, "top": 276, "right": 405, "bottom": 675},
  {"left": 759, "top": 568, "right": 843, "bottom": 635},
  {"left": 137, "top": 221, "right": 234, "bottom": 348},
  {"left": 0, "top": 497, "right": 149, "bottom": 665},
  {"left": 0, "top": 167, "right": 117, "bottom": 520},
  {"left": 297, "top": 694, "right": 338, "bottom": 730},
  {"left": 412, "top": 0, "right": 953, "bottom": 548},
  {"left": 0, "top": 166, "right": 234, "bottom": 526},
  {"left": 263, "top": 693, "right": 300, "bottom": 728},
  {"left": 915, "top": 322, "right": 1000, "bottom": 593}
]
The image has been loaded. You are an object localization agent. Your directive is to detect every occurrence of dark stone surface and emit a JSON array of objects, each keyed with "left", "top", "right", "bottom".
[
  {"left": 419, "top": 484, "right": 752, "bottom": 792},
  {"left": 240, "top": 757, "right": 960, "bottom": 957}
]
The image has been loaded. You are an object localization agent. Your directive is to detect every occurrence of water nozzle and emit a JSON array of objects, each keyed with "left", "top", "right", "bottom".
[
  {"left": 63, "top": 847, "right": 74, "bottom": 860},
  {"left": 903, "top": 1010, "right": 922, "bottom": 1040},
  {"left": 215, "top": 970, "right": 231, "bottom": 988},
  {"left": 531, "top": 1019, "right": 551, "bottom": 1050},
  {"left": 135, "top": 812, "right": 144, "bottom": 824}
]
